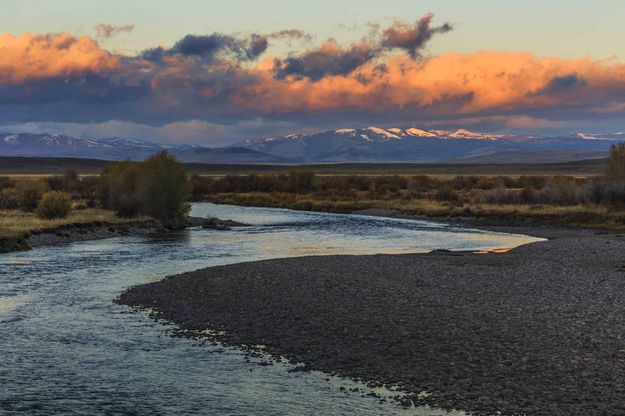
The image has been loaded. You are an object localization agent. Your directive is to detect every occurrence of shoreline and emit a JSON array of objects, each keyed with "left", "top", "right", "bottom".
[
  {"left": 0, "top": 219, "right": 163, "bottom": 254},
  {"left": 0, "top": 216, "right": 249, "bottom": 254},
  {"left": 117, "top": 221, "right": 625, "bottom": 415}
]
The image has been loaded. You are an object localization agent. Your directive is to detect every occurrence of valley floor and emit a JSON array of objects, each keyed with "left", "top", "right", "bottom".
[{"left": 118, "top": 225, "right": 625, "bottom": 416}]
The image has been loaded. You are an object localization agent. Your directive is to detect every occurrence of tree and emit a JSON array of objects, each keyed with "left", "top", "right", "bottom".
[
  {"left": 138, "top": 151, "right": 193, "bottom": 224},
  {"left": 605, "top": 143, "right": 625, "bottom": 182},
  {"left": 98, "top": 152, "right": 192, "bottom": 225},
  {"left": 98, "top": 161, "right": 142, "bottom": 217},
  {"left": 288, "top": 169, "right": 315, "bottom": 193}
]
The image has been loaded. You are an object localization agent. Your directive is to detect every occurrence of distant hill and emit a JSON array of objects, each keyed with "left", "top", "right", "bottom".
[
  {"left": 238, "top": 127, "right": 620, "bottom": 163},
  {"left": 1, "top": 127, "right": 623, "bottom": 164},
  {"left": 0, "top": 133, "right": 287, "bottom": 164}
]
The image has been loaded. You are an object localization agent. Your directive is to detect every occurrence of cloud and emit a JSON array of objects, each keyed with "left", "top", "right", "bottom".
[
  {"left": 0, "top": 33, "right": 118, "bottom": 85},
  {"left": 273, "top": 39, "right": 378, "bottom": 81},
  {"left": 536, "top": 73, "right": 588, "bottom": 95},
  {"left": 142, "top": 33, "right": 268, "bottom": 62},
  {"left": 381, "top": 13, "right": 452, "bottom": 59},
  {"left": 271, "top": 14, "right": 451, "bottom": 80},
  {"left": 5, "top": 18, "right": 625, "bottom": 142},
  {"left": 95, "top": 23, "right": 135, "bottom": 39},
  {"left": 268, "top": 29, "right": 312, "bottom": 42}
]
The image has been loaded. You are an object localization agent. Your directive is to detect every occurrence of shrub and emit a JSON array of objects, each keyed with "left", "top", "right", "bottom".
[
  {"left": 14, "top": 180, "right": 48, "bottom": 212},
  {"left": 137, "top": 151, "right": 193, "bottom": 224},
  {"left": 98, "top": 161, "right": 142, "bottom": 217},
  {"left": 36, "top": 191, "right": 72, "bottom": 219},
  {"left": 435, "top": 186, "right": 459, "bottom": 202},
  {"left": 288, "top": 169, "right": 316, "bottom": 193},
  {"left": 0, "top": 188, "right": 20, "bottom": 209},
  {"left": 605, "top": 143, "right": 625, "bottom": 182},
  {"left": 99, "top": 151, "right": 192, "bottom": 225},
  {"left": 0, "top": 177, "right": 13, "bottom": 191}
]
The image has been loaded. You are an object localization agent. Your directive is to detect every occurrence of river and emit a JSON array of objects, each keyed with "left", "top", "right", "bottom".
[{"left": 0, "top": 203, "right": 540, "bottom": 415}]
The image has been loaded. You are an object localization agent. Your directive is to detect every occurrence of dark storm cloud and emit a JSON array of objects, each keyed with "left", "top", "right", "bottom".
[
  {"left": 272, "top": 14, "right": 452, "bottom": 80},
  {"left": 543, "top": 74, "right": 587, "bottom": 91},
  {"left": 142, "top": 33, "right": 268, "bottom": 62},
  {"left": 529, "top": 73, "right": 589, "bottom": 97},
  {"left": 381, "top": 13, "right": 453, "bottom": 59},
  {"left": 273, "top": 41, "right": 378, "bottom": 81}
]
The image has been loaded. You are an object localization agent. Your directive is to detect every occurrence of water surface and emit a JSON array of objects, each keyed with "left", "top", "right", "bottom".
[{"left": 0, "top": 203, "right": 540, "bottom": 415}]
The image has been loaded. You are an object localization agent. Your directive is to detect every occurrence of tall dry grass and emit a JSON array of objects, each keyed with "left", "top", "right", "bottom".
[{"left": 0, "top": 208, "right": 145, "bottom": 239}]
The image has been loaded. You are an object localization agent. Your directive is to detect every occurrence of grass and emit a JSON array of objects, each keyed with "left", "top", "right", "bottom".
[
  {"left": 205, "top": 192, "right": 625, "bottom": 230},
  {"left": 0, "top": 208, "right": 147, "bottom": 239}
]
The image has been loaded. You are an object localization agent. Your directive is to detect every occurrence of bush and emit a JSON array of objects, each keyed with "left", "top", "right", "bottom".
[
  {"left": 14, "top": 180, "right": 48, "bottom": 212},
  {"left": 288, "top": 169, "right": 316, "bottom": 193},
  {"left": 36, "top": 191, "right": 72, "bottom": 219},
  {"left": 99, "top": 151, "right": 192, "bottom": 225},
  {"left": 137, "top": 151, "right": 193, "bottom": 224},
  {"left": 0, "top": 177, "right": 13, "bottom": 191},
  {"left": 606, "top": 143, "right": 625, "bottom": 182},
  {"left": 435, "top": 186, "right": 459, "bottom": 202},
  {"left": 98, "top": 161, "right": 142, "bottom": 217},
  {"left": 0, "top": 188, "right": 20, "bottom": 209}
]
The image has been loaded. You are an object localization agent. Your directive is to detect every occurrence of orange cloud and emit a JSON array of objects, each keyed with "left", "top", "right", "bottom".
[
  {"left": 242, "top": 52, "right": 625, "bottom": 117},
  {"left": 0, "top": 32, "right": 118, "bottom": 85},
  {"left": 3, "top": 29, "right": 625, "bottom": 132}
]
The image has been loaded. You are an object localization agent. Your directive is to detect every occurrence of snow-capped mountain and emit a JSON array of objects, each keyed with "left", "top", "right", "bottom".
[
  {"left": 570, "top": 132, "right": 625, "bottom": 141},
  {"left": 238, "top": 127, "right": 621, "bottom": 163},
  {"left": 1, "top": 127, "right": 623, "bottom": 164},
  {"left": 0, "top": 133, "right": 287, "bottom": 163}
]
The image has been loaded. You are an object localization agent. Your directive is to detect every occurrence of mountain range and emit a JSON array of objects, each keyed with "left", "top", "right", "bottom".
[{"left": 1, "top": 128, "right": 624, "bottom": 164}]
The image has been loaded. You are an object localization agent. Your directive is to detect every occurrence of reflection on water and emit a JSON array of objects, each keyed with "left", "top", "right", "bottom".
[{"left": 0, "top": 203, "right": 541, "bottom": 415}]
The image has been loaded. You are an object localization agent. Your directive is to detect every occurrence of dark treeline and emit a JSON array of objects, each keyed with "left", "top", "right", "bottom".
[{"left": 192, "top": 144, "right": 625, "bottom": 208}]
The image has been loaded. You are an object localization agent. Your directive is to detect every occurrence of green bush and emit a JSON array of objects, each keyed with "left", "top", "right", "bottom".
[
  {"left": 98, "top": 161, "right": 142, "bottom": 217},
  {"left": 98, "top": 151, "right": 192, "bottom": 225},
  {"left": 137, "top": 151, "right": 193, "bottom": 224},
  {"left": 36, "top": 191, "right": 72, "bottom": 219}
]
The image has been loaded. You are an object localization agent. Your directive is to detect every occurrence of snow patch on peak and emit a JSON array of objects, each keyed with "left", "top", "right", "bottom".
[
  {"left": 364, "top": 127, "right": 401, "bottom": 139},
  {"left": 448, "top": 129, "right": 505, "bottom": 140},
  {"left": 449, "top": 129, "right": 483, "bottom": 138},
  {"left": 405, "top": 128, "right": 438, "bottom": 137},
  {"left": 575, "top": 132, "right": 625, "bottom": 140},
  {"left": 335, "top": 128, "right": 357, "bottom": 135},
  {"left": 2, "top": 135, "right": 19, "bottom": 143}
]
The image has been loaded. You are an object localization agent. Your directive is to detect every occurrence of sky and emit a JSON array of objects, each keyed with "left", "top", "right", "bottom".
[{"left": 3, "top": 0, "right": 625, "bottom": 145}]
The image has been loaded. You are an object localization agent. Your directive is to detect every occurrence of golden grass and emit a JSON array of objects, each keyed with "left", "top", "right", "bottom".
[
  {"left": 205, "top": 192, "right": 625, "bottom": 230},
  {"left": 0, "top": 208, "right": 146, "bottom": 239}
]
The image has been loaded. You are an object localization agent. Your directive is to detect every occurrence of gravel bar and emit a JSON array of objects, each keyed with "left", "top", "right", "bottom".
[{"left": 117, "top": 227, "right": 625, "bottom": 416}]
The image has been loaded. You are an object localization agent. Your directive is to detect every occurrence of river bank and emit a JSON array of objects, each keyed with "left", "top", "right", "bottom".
[
  {"left": 0, "top": 215, "right": 249, "bottom": 254},
  {"left": 118, "top": 224, "right": 625, "bottom": 416},
  {"left": 202, "top": 192, "right": 625, "bottom": 231}
]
